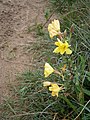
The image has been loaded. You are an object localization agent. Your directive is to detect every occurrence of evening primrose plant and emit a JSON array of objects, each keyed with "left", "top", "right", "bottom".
[{"left": 43, "top": 19, "right": 73, "bottom": 97}]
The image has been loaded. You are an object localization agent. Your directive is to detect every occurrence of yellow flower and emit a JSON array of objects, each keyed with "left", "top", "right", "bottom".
[
  {"left": 43, "top": 81, "right": 51, "bottom": 87},
  {"left": 44, "top": 63, "right": 54, "bottom": 77},
  {"left": 48, "top": 19, "right": 60, "bottom": 38},
  {"left": 53, "top": 38, "right": 72, "bottom": 55},
  {"left": 49, "top": 83, "right": 61, "bottom": 97}
]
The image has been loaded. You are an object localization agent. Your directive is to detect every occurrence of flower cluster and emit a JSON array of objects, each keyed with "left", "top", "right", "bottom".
[
  {"left": 48, "top": 19, "right": 72, "bottom": 55},
  {"left": 43, "top": 19, "right": 73, "bottom": 97},
  {"left": 43, "top": 81, "right": 64, "bottom": 97}
]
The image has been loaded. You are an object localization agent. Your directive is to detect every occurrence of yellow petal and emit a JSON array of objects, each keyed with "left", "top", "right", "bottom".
[
  {"left": 48, "top": 24, "right": 54, "bottom": 31},
  {"left": 44, "top": 63, "right": 54, "bottom": 77},
  {"left": 53, "top": 47, "right": 60, "bottom": 53},
  {"left": 55, "top": 92, "right": 59, "bottom": 97},
  {"left": 59, "top": 48, "right": 65, "bottom": 55},
  {"left": 55, "top": 38, "right": 63, "bottom": 46},
  {"left": 51, "top": 91, "right": 58, "bottom": 97},
  {"left": 50, "top": 83, "right": 60, "bottom": 92},
  {"left": 49, "top": 29, "right": 58, "bottom": 38},
  {"left": 52, "top": 19, "right": 60, "bottom": 31},
  {"left": 49, "top": 86, "right": 53, "bottom": 91},
  {"left": 65, "top": 41, "right": 69, "bottom": 47},
  {"left": 66, "top": 48, "right": 72, "bottom": 54},
  {"left": 51, "top": 92, "right": 56, "bottom": 96},
  {"left": 48, "top": 20, "right": 60, "bottom": 38},
  {"left": 55, "top": 41, "right": 60, "bottom": 46}
]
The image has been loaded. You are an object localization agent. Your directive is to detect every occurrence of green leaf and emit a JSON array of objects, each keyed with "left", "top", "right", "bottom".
[
  {"left": 61, "top": 96, "right": 77, "bottom": 113},
  {"left": 83, "top": 88, "right": 90, "bottom": 96},
  {"left": 86, "top": 71, "right": 90, "bottom": 82}
]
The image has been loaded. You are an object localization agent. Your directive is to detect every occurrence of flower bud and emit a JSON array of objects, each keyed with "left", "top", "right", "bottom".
[
  {"left": 70, "top": 24, "right": 74, "bottom": 33},
  {"left": 43, "top": 81, "right": 51, "bottom": 87}
]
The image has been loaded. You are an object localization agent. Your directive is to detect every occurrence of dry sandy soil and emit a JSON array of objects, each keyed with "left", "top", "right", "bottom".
[{"left": 0, "top": 0, "right": 49, "bottom": 103}]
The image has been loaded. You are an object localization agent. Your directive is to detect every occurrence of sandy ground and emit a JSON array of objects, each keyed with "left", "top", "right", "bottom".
[{"left": 0, "top": 0, "right": 48, "bottom": 103}]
